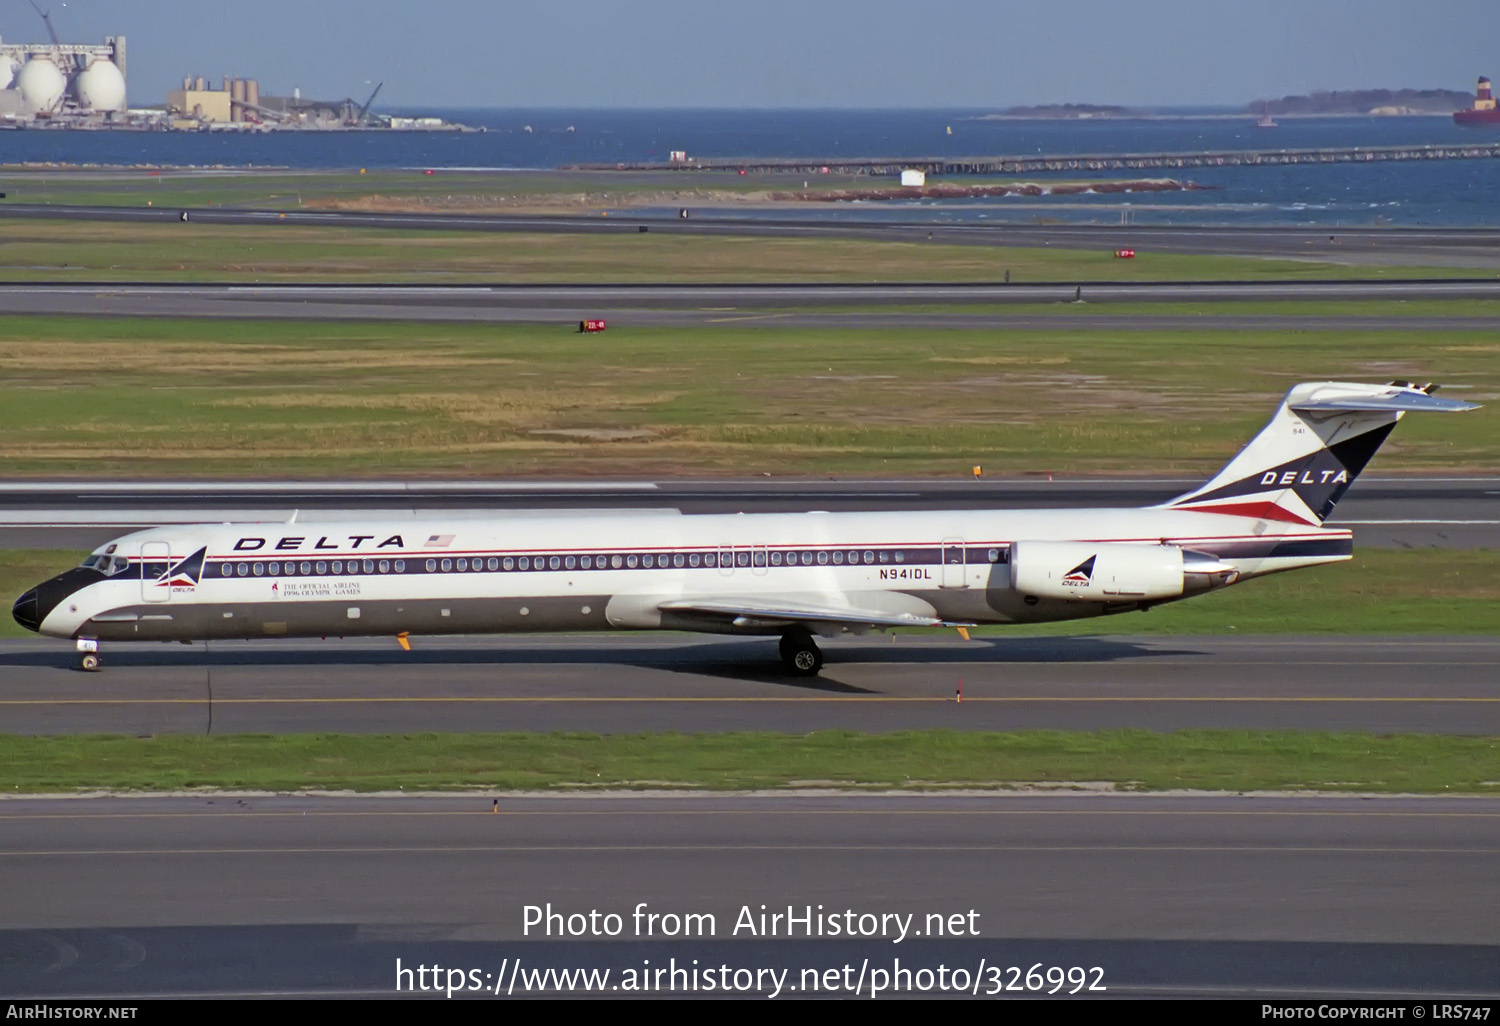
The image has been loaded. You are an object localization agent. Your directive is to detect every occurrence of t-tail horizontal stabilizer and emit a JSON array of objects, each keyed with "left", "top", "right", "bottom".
[{"left": 1160, "top": 381, "right": 1479, "bottom": 525}]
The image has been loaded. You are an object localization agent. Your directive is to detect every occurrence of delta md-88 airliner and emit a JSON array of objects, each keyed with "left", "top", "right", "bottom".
[{"left": 11, "top": 381, "right": 1478, "bottom": 674}]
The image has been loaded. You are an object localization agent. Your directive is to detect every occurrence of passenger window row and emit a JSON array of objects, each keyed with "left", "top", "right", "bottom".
[
  {"left": 211, "top": 558, "right": 404, "bottom": 578},
  {"left": 205, "top": 547, "right": 1009, "bottom": 579}
]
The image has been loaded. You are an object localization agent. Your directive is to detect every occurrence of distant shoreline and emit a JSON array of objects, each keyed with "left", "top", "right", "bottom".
[{"left": 970, "top": 111, "right": 1455, "bottom": 121}]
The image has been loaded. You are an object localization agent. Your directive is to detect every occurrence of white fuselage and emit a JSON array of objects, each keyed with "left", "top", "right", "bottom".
[{"left": 32, "top": 506, "right": 1352, "bottom": 643}]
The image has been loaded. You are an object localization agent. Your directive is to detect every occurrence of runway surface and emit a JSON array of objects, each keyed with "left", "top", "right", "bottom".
[
  {"left": 5, "top": 280, "right": 1500, "bottom": 328},
  {"left": 4, "top": 476, "right": 1496, "bottom": 550},
  {"left": 8, "top": 203, "right": 1500, "bottom": 266},
  {"left": 2, "top": 635, "right": 1496, "bottom": 736},
  {"left": 2, "top": 793, "right": 1496, "bottom": 997}
]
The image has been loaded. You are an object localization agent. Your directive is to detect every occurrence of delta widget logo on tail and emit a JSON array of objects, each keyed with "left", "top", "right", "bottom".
[
  {"left": 1061, "top": 555, "right": 1096, "bottom": 587},
  {"left": 1166, "top": 421, "right": 1398, "bottom": 525},
  {"left": 153, "top": 548, "right": 206, "bottom": 590}
]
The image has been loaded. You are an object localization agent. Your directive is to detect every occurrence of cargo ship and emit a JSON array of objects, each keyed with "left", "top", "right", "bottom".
[{"left": 1453, "top": 77, "right": 1500, "bottom": 124}]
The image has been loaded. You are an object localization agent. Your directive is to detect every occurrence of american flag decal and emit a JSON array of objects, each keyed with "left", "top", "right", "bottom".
[{"left": 425, "top": 534, "right": 454, "bottom": 547}]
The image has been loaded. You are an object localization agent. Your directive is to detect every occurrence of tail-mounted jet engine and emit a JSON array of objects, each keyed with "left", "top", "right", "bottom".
[{"left": 1009, "top": 541, "right": 1238, "bottom": 603}]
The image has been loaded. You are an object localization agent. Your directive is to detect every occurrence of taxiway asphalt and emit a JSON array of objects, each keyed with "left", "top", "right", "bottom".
[
  {"left": 7, "top": 203, "right": 1500, "bottom": 266},
  {"left": 1, "top": 635, "right": 1495, "bottom": 736},
  {"left": 1, "top": 793, "right": 1496, "bottom": 998},
  {"left": 4, "top": 279, "right": 1500, "bottom": 328},
  {"left": 2, "top": 476, "right": 1495, "bottom": 550}
]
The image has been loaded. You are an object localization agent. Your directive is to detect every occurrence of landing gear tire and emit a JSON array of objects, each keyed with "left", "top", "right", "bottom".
[
  {"left": 79, "top": 653, "right": 101, "bottom": 672},
  {"left": 779, "top": 632, "right": 823, "bottom": 677}
]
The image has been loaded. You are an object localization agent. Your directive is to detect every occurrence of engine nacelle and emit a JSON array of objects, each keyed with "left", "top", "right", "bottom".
[{"left": 1009, "top": 541, "right": 1185, "bottom": 602}]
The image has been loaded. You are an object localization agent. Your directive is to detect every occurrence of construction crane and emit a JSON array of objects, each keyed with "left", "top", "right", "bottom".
[
  {"left": 25, "top": 0, "right": 75, "bottom": 111},
  {"left": 27, "top": 0, "right": 62, "bottom": 47},
  {"left": 353, "top": 82, "right": 382, "bottom": 126}
]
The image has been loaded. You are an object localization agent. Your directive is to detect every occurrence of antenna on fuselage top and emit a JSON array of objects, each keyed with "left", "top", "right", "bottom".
[{"left": 288, "top": 509, "right": 299, "bottom": 523}]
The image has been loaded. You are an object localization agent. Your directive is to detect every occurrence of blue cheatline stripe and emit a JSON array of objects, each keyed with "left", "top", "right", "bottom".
[
  {"left": 202, "top": 544, "right": 1003, "bottom": 582},
  {"left": 122, "top": 543, "right": 1007, "bottom": 582},
  {"left": 126, "top": 535, "right": 1354, "bottom": 586}
]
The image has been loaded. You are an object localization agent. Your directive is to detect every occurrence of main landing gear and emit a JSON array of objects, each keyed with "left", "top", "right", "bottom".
[
  {"left": 76, "top": 638, "right": 101, "bottom": 672},
  {"left": 778, "top": 629, "right": 823, "bottom": 677}
]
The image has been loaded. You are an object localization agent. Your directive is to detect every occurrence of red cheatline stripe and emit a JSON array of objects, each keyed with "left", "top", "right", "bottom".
[
  {"left": 1171, "top": 501, "right": 1318, "bottom": 526},
  {"left": 199, "top": 532, "right": 1345, "bottom": 562}
]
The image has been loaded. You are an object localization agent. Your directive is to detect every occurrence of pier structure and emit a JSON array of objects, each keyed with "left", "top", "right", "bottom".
[{"left": 569, "top": 141, "right": 1500, "bottom": 176}]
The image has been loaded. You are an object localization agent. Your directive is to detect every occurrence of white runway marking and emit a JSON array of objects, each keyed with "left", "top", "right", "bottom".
[{"left": 1335, "top": 519, "right": 1500, "bottom": 525}]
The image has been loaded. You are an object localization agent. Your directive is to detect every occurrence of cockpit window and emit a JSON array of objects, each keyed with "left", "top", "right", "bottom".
[{"left": 82, "top": 554, "right": 131, "bottom": 576}]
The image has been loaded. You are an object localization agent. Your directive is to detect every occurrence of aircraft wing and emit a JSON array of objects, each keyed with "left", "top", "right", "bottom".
[{"left": 656, "top": 597, "right": 973, "bottom": 629}]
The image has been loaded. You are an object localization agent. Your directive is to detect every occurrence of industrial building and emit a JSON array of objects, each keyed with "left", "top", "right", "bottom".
[
  {"left": 166, "top": 76, "right": 262, "bottom": 127},
  {"left": 162, "top": 76, "right": 469, "bottom": 131},
  {"left": 0, "top": 21, "right": 464, "bottom": 132},
  {"left": 166, "top": 76, "right": 400, "bottom": 128},
  {"left": 0, "top": 34, "right": 126, "bottom": 119}
]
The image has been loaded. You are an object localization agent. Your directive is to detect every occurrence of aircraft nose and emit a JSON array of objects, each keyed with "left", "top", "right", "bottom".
[{"left": 12, "top": 588, "right": 40, "bottom": 633}]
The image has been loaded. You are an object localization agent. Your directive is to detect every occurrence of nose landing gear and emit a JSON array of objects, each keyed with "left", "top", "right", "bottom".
[
  {"left": 778, "top": 629, "right": 823, "bottom": 677},
  {"left": 76, "top": 638, "right": 101, "bottom": 672}
]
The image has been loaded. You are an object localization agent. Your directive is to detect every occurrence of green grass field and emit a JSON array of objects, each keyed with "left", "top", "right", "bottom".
[
  {"left": 0, "top": 316, "right": 1491, "bottom": 477},
  {"left": 0, "top": 168, "right": 849, "bottom": 210},
  {"left": 815, "top": 299, "right": 1500, "bottom": 318},
  {"left": 3, "top": 548, "right": 1496, "bottom": 640},
  {"left": 0, "top": 168, "right": 1366, "bottom": 218},
  {"left": 1, "top": 730, "right": 1495, "bottom": 793},
  {"left": 0, "top": 220, "right": 1480, "bottom": 283}
]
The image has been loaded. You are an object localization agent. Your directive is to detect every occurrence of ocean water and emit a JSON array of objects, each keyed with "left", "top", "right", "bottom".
[{"left": 3, "top": 108, "right": 1498, "bottom": 227}]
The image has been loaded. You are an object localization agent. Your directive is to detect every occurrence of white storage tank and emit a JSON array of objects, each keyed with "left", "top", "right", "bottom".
[
  {"left": 0, "top": 55, "right": 19, "bottom": 91},
  {"left": 77, "top": 59, "right": 126, "bottom": 112},
  {"left": 16, "top": 56, "right": 66, "bottom": 113}
]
